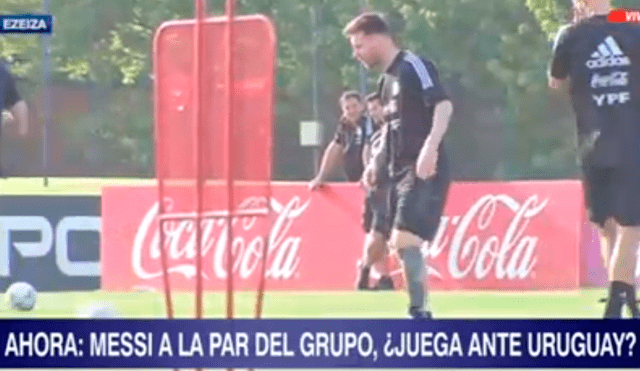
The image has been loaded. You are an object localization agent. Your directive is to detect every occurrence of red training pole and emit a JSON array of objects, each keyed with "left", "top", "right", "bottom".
[
  {"left": 153, "top": 22, "right": 174, "bottom": 322},
  {"left": 193, "top": 0, "right": 206, "bottom": 322},
  {"left": 224, "top": 0, "right": 236, "bottom": 323}
]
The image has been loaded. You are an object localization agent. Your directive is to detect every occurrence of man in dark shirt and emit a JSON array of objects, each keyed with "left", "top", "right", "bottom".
[
  {"left": 549, "top": 0, "right": 640, "bottom": 318},
  {"left": 344, "top": 13, "right": 453, "bottom": 318},
  {"left": 366, "top": 92, "right": 385, "bottom": 128},
  {"left": 356, "top": 92, "right": 393, "bottom": 291},
  {"left": 0, "top": 62, "right": 28, "bottom": 176},
  {"left": 309, "top": 90, "right": 373, "bottom": 188}
]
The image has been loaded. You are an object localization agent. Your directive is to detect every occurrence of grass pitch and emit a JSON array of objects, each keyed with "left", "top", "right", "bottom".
[
  {"left": 0, "top": 177, "right": 624, "bottom": 370},
  {"left": 0, "top": 288, "right": 611, "bottom": 320},
  {"left": 0, "top": 177, "right": 153, "bottom": 195}
]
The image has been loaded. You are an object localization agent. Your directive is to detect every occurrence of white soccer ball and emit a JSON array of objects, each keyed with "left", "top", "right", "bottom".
[{"left": 5, "top": 282, "right": 37, "bottom": 311}]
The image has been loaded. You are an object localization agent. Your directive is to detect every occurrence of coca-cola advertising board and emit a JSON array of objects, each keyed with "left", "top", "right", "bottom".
[{"left": 101, "top": 181, "right": 583, "bottom": 291}]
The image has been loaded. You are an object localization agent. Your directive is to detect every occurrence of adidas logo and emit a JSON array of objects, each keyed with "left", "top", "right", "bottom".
[{"left": 586, "top": 36, "right": 631, "bottom": 69}]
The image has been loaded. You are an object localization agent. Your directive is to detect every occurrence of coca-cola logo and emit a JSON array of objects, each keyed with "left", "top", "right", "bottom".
[
  {"left": 374, "top": 194, "right": 548, "bottom": 282},
  {"left": 132, "top": 196, "right": 311, "bottom": 281}
]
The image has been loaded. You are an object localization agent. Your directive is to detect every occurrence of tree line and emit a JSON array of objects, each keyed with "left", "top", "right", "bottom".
[{"left": 0, "top": 0, "right": 635, "bottom": 179}]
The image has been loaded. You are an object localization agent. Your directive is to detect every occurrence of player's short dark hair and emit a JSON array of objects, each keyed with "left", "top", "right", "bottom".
[
  {"left": 365, "top": 92, "right": 381, "bottom": 103},
  {"left": 340, "top": 90, "right": 362, "bottom": 103},
  {"left": 343, "top": 12, "right": 392, "bottom": 36}
]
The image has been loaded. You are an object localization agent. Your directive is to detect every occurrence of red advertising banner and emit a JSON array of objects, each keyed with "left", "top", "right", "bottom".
[
  {"left": 101, "top": 181, "right": 583, "bottom": 291},
  {"left": 415, "top": 181, "right": 582, "bottom": 290}
]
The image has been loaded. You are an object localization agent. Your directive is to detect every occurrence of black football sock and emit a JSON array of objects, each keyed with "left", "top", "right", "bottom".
[
  {"left": 604, "top": 281, "right": 626, "bottom": 318},
  {"left": 619, "top": 282, "right": 640, "bottom": 318},
  {"left": 357, "top": 265, "right": 371, "bottom": 289}
]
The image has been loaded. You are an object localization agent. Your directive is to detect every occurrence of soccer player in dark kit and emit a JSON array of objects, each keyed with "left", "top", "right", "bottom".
[
  {"left": 343, "top": 13, "right": 453, "bottom": 318},
  {"left": 309, "top": 90, "right": 373, "bottom": 188},
  {"left": 356, "top": 92, "right": 394, "bottom": 291},
  {"left": 0, "top": 62, "right": 29, "bottom": 175},
  {"left": 549, "top": 0, "right": 640, "bottom": 318}
]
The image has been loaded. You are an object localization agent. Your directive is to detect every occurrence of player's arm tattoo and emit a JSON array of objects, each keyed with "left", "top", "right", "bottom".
[
  {"left": 369, "top": 124, "right": 389, "bottom": 176},
  {"left": 362, "top": 142, "right": 371, "bottom": 168}
]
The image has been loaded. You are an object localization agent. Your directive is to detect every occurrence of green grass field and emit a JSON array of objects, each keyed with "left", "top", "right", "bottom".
[
  {"left": 0, "top": 289, "right": 612, "bottom": 319},
  {"left": 0, "top": 177, "right": 153, "bottom": 195},
  {"left": 0, "top": 177, "right": 629, "bottom": 370}
]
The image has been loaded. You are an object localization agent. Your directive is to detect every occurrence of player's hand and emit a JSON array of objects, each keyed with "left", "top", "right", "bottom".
[
  {"left": 18, "top": 122, "right": 27, "bottom": 136},
  {"left": 416, "top": 145, "right": 438, "bottom": 180},
  {"left": 308, "top": 176, "right": 325, "bottom": 191},
  {"left": 340, "top": 114, "right": 353, "bottom": 127},
  {"left": 361, "top": 164, "right": 377, "bottom": 190}
]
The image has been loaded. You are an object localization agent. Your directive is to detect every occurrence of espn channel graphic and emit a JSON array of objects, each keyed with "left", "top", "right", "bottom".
[
  {"left": 0, "top": 319, "right": 639, "bottom": 368},
  {"left": 0, "top": 196, "right": 101, "bottom": 291},
  {"left": 0, "top": 14, "right": 53, "bottom": 34}
]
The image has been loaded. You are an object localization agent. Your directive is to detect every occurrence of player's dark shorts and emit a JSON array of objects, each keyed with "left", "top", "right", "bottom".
[
  {"left": 582, "top": 164, "right": 640, "bottom": 227},
  {"left": 362, "top": 184, "right": 391, "bottom": 236},
  {"left": 388, "top": 162, "right": 451, "bottom": 241}
]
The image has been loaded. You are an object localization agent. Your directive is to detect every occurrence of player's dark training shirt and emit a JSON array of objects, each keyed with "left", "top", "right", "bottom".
[
  {"left": 550, "top": 15, "right": 640, "bottom": 168},
  {"left": 333, "top": 115, "right": 374, "bottom": 181},
  {"left": 377, "top": 50, "right": 450, "bottom": 177},
  {"left": 0, "top": 63, "right": 21, "bottom": 177},
  {"left": 0, "top": 63, "right": 20, "bottom": 114}
]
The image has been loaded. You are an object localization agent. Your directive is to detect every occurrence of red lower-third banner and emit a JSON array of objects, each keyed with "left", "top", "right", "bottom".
[{"left": 101, "top": 180, "right": 583, "bottom": 291}]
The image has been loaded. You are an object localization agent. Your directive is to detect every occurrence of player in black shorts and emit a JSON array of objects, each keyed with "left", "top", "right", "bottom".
[
  {"left": 549, "top": 0, "right": 640, "bottom": 318},
  {"left": 356, "top": 92, "right": 394, "bottom": 290},
  {"left": 309, "top": 90, "right": 373, "bottom": 188},
  {"left": 0, "top": 62, "right": 29, "bottom": 176},
  {"left": 344, "top": 13, "right": 453, "bottom": 318}
]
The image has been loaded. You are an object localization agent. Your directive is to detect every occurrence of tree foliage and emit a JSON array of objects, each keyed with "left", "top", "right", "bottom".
[{"left": 4, "top": 0, "right": 631, "bottom": 179}]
